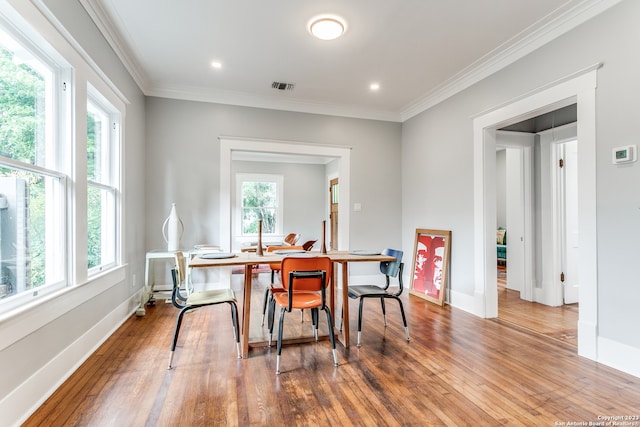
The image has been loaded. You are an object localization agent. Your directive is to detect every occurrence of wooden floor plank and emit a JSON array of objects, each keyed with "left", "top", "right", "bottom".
[{"left": 23, "top": 271, "right": 640, "bottom": 426}]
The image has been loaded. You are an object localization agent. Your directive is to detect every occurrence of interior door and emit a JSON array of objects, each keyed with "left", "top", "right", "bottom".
[
  {"left": 329, "top": 178, "right": 338, "bottom": 250},
  {"left": 506, "top": 148, "right": 525, "bottom": 293},
  {"left": 560, "top": 140, "right": 579, "bottom": 304}
]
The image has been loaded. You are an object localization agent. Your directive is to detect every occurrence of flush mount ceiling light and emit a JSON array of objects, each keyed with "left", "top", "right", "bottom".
[{"left": 308, "top": 15, "right": 346, "bottom": 40}]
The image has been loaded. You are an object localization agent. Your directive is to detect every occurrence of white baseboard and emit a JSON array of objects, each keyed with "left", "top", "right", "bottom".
[
  {"left": 0, "top": 291, "right": 141, "bottom": 427},
  {"left": 448, "top": 288, "right": 486, "bottom": 317},
  {"left": 597, "top": 336, "right": 640, "bottom": 379}
]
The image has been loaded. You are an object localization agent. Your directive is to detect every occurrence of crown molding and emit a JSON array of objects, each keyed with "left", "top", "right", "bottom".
[
  {"left": 400, "top": 0, "right": 623, "bottom": 122},
  {"left": 79, "top": 0, "right": 149, "bottom": 94},
  {"left": 81, "top": 0, "right": 621, "bottom": 123}
]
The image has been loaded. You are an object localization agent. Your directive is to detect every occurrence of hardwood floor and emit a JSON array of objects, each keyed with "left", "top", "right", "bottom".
[
  {"left": 496, "top": 264, "right": 578, "bottom": 348},
  {"left": 24, "top": 271, "right": 640, "bottom": 426}
]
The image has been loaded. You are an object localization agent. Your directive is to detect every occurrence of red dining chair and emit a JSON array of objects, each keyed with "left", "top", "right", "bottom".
[
  {"left": 270, "top": 256, "right": 338, "bottom": 374},
  {"left": 260, "top": 245, "right": 304, "bottom": 326}
]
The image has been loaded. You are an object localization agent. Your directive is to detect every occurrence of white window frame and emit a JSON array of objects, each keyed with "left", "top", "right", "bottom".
[
  {"left": 86, "top": 86, "right": 120, "bottom": 277},
  {"left": 235, "top": 173, "right": 283, "bottom": 238},
  {"left": 0, "top": 16, "right": 71, "bottom": 310}
]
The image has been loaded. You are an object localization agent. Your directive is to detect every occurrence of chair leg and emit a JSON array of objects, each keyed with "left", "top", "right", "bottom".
[
  {"left": 168, "top": 306, "right": 191, "bottom": 369},
  {"left": 311, "top": 308, "right": 319, "bottom": 342},
  {"left": 229, "top": 301, "right": 242, "bottom": 358},
  {"left": 276, "top": 307, "right": 286, "bottom": 374},
  {"left": 380, "top": 297, "right": 387, "bottom": 326},
  {"left": 357, "top": 298, "right": 365, "bottom": 347},
  {"left": 268, "top": 296, "right": 276, "bottom": 346},
  {"left": 396, "top": 297, "right": 410, "bottom": 342},
  {"left": 323, "top": 306, "right": 339, "bottom": 367},
  {"left": 261, "top": 287, "right": 270, "bottom": 326}
]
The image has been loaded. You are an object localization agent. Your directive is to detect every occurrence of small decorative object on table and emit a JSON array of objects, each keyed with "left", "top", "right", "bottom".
[
  {"left": 320, "top": 220, "right": 327, "bottom": 254},
  {"left": 256, "top": 219, "right": 264, "bottom": 256},
  {"left": 162, "top": 203, "right": 184, "bottom": 251}
]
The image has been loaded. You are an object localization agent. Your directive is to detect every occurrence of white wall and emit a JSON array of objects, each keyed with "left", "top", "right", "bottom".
[
  {"left": 0, "top": 0, "right": 147, "bottom": 425},
  {"left": 402, "top": 0, "right": 640, "bottom": 375},
  {"left": 145, "top": 98, "right": 403, "bottom": 277}
]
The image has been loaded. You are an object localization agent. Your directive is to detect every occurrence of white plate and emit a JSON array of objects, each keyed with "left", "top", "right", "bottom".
[
  {"left": 349, "top": 250, "right": 381, "bottom": 256},
  {"left": 200, "top": 252, "right": 236, "bottom": 259},
  {"left": 194, "top": 244, "right": 220, "bottom": 250},
  {"left": 282, "top": 252, "right": 319, "bottom": 258}
]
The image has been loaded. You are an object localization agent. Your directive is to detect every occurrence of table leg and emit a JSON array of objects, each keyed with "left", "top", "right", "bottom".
[
  {"left": 241, "top": 264, "right": 252, "bottom": 358},
  {"left": 340, "top": 261, "right": 350, "bottom": 347}
]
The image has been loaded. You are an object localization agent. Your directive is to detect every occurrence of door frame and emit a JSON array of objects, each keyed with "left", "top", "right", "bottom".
[
  {"left": 218, "top": 136, "right": 351, "bottom": 251},
  {"left": 472, "top": 65, "right": 599, "bottom": 360},
  {"left": 328, "top": 176, "right": 339, "bottom": 250}
]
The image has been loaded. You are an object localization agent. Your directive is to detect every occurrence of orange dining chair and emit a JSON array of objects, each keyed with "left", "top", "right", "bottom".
[
  {"left": 168, "top": 252, "right": 241, "bottom": 369},
  {"left": 340, "top": 248, "right": 409, "bottom": 346},
  {"left": 269, "top": 256, "right": 338, "bottom": 374},
  {"left": 260, "top": 245, "right": 304, "bottom": 326},
  {"left": 283, "top": 233, "right": 301, "bottom": 245}
]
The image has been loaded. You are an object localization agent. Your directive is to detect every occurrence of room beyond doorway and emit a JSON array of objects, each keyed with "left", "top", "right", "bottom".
[{"left": 497, "top": 264, "right": 577, "bottom": 349}]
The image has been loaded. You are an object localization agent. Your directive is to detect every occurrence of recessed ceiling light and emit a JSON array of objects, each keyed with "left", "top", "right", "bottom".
[
  {"left": 211, "top": 61, "right": 222, "bottom": 69},
  {"left": 370, "top": 83, "right": 380, "bottom": 91},
  {"left": 308, "top": 15, "right": 346, "bottom": 41}
]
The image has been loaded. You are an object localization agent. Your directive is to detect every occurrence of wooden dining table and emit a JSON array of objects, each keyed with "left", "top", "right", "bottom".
[{"left": 188, "top": 250, "right": 395, "bottom": 358}]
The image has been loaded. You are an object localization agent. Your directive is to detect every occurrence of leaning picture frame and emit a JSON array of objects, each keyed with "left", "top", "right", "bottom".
[{"left": 409, "top": 228, "right": 451, "bottom": 306}]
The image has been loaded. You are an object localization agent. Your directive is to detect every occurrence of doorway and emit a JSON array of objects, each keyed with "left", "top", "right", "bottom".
[
  {"left": 473, "top": 66, "right": 599, "bottom": 360},
  {"left": 495, "top": 127, "right": 578, "bottom": 347},
  {"left": 218, "top": 137, "right": 352, "bottom": 251}
]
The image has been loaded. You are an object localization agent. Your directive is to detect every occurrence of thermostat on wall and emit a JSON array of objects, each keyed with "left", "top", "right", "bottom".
[{"left": 612, "top": 145, "right": 637, "bottom": 164}]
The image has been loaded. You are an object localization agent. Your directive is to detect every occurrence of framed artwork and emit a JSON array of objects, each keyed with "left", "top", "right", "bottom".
[{"left": 409, "top": 229, "right": 451, "bottom": 306}]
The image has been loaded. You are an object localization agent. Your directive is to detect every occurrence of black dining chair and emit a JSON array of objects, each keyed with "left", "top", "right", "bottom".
[{"left": 341, "top": 248, "right": 410, "bottom": 346}]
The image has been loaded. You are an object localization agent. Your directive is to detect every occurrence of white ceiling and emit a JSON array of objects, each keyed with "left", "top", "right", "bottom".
[{"left": 81, "top": 0, "right": 614, "bottom": 122}]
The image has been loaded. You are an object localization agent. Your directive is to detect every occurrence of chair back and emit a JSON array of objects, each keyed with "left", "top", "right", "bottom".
[
  {"left": 380, "top": 248, "right": 403, "bottom": 277},
  {"left": 302, "top": 240, "right": 317, "bottom": 251},
  {"left": 170, "top": 251, "right": 188, "bottom": 309},
  {"left": 281, "top": 256, "right": 332, "bottom": 292},
  {"left": 283, "top": 233, "right": 301, "bottom": 245},
  {"left": 174, "top": 251, "right": 187, "bottom": 285}
]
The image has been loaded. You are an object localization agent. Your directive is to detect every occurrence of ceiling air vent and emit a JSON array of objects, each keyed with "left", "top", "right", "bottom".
[{"left": 272, "top": 81, "right": 295, "bottom": 91}]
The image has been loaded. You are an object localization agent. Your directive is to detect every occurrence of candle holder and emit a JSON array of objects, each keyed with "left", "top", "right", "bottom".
[
  {"left": 256, "top": 219, "right": 264, "bottom": 256},
  {"left": 321, "top": 220, "right": 327, "bottom": 254}
]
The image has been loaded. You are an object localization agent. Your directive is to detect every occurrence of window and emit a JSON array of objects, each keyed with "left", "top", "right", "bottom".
[
  {"left": 236, "top": 174, "right": 283, "bottom": 236},
  {"left": 87, "top": 88, "right": 119, "bottom": 275},
  {"left": 0, "top": 25, "right": 67, "bottom": 303}
]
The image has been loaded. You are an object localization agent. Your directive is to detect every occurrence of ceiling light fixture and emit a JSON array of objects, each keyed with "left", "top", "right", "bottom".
[
  {"left": 211, "top": 61, "right": 222, "bottom": 69},
  {"left": 308, "top": 15, "right": 346, "bottom": 41},
  {"left": 370, "top": 83, "right": 380, "bottom": 91}
]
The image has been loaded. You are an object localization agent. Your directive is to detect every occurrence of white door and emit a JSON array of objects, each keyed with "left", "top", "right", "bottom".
[
  {"left": 506, "top": 148, "right": 525, "bottom": 293},
  {"left": 560, "top": 140, "right": 579, "bottom": 304}
]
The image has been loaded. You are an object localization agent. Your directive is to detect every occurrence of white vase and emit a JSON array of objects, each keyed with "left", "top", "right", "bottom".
[{"left": 162, "top": 203, "right": 184, "bottom": 251}]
